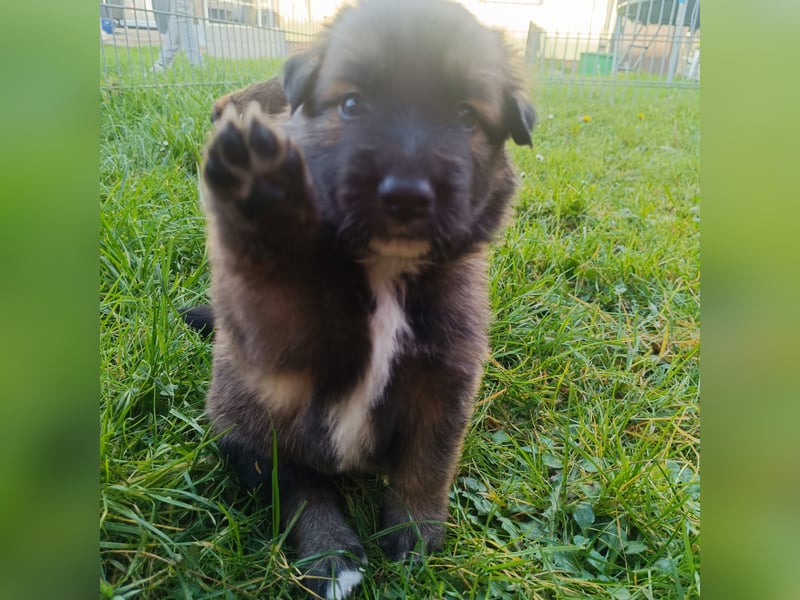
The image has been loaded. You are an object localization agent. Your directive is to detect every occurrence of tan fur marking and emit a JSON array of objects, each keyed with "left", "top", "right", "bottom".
[
  {"left": 369, "top": 239, "right": 431, "bottom": 260},
  {"left": 253, "top": 370, "right": 313, "bottom": 415}
]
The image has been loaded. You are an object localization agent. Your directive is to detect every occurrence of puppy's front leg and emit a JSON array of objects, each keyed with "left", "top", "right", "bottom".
[
  {"left": 201, "top": 103, "right": 316, "bottom": 261},
  {"left": 219, "top": 435, "right": 366, "bottom": 600},
  {"left": 378, "top": 370, "right": 476, "bottom": 561}
]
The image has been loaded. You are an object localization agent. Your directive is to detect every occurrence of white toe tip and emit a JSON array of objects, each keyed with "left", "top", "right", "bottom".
[{"left": 325, "top": 567, "right": 364, "bottom": 600}]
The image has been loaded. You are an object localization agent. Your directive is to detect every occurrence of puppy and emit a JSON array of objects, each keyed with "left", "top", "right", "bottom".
[{"left": 195, "top": 1, "right": 535, "bottom": 597}]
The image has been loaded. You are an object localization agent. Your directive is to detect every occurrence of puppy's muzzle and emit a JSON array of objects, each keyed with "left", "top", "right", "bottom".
[{"left": 378, "top": 175, "right": 434, "bottom": 224}]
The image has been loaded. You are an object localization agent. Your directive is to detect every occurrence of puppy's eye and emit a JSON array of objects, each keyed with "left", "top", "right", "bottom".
[
  {"left": 339, "top": 93, "right": 368, "bottom": 119},
  {"left": 457, "top": 103, "right": 478, "bottom": 132}
]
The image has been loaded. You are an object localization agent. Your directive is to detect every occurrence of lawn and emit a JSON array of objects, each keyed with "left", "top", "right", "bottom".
[{"left": 100, "top": 75, "right": 699, "bottom": 599}]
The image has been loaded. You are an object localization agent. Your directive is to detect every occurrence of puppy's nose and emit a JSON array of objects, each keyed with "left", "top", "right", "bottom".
[{"left": 378, "top": 176, "right": 434, "bottom": 222}]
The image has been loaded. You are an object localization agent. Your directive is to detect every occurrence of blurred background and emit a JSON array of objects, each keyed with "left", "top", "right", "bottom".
[{"left": 100, "top": 0, "right": 700, "bottom": 97}]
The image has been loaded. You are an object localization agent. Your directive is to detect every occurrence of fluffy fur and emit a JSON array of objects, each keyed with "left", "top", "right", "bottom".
[{"left": 194, "top": 1, "right": 535, "bottom": 597}]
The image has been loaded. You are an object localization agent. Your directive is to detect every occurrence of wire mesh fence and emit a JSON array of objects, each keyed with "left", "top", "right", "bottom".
[{"left": 100, "top": 0, "right": 700, "bottom": 98}]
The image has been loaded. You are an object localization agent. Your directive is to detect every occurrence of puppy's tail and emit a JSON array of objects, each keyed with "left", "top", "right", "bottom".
[{"left": 179, "top": 304, "right": 215, "bottom": 339}]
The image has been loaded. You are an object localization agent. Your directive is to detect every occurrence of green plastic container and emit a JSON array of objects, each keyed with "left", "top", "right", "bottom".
[{"left": 578, "top": 52, "right": 613, "bottom": 76}]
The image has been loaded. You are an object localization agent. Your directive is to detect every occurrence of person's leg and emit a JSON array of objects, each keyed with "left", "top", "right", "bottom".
[
  {"left": 174, "top": 0, "right": 204, "bottom": 67},
  {"left": 154, "top": 9, "right": 179, "bottom": 69}
]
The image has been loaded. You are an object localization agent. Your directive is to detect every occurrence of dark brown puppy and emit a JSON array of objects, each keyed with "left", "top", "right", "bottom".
[{"left": 198, "top": 1, "right": 534, "bottom": 597}]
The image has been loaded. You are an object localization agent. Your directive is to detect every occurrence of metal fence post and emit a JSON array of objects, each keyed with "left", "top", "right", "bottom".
[{"left": 667, "top": 0, "right": 689, "bottom": 83}]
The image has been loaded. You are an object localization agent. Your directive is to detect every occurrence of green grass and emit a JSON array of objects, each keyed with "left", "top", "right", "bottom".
[
  {"left": 100, "top": 80, "right": 699, "bottom": 599},
  {"left": 101, "top": 42, "right": 284, "bottom": 88}
]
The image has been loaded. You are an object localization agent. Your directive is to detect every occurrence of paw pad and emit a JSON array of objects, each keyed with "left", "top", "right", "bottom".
[{"left": 202, "top": 101, "right": 300, "bottom": 206}]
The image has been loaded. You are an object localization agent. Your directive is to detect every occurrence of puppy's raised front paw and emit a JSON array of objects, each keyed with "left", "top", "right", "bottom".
[{"left": 202, "top": 102, "right": 310, "bottom": 217}]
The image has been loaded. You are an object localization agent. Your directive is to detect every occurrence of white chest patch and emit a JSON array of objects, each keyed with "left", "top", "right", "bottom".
[{"left": 328, "top": 259, "right": 415, "bottom": 470}]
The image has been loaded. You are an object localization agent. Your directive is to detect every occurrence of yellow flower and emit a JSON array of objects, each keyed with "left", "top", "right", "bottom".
[
  {"left": 637, "top": 112, "right": 645, "bottom": 119},
  {"left": 582, "top": 115, "right": 592, "bottom": 122}
]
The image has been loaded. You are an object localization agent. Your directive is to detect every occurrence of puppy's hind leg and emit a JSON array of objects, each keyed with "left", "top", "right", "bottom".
[
  {"left": 219, "top": 436, "right": 367, "bottom": 600},
  {"left": 178, "top": 304, "right": 214, "bottom": 338}
]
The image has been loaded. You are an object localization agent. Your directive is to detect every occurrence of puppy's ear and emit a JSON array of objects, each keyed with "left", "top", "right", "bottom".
[
  {"left": 282, "top": 49, "right": 322, "bottom": 114},
  {"left": 503, "top": 92, "right": 537, "bottom": 147}
]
